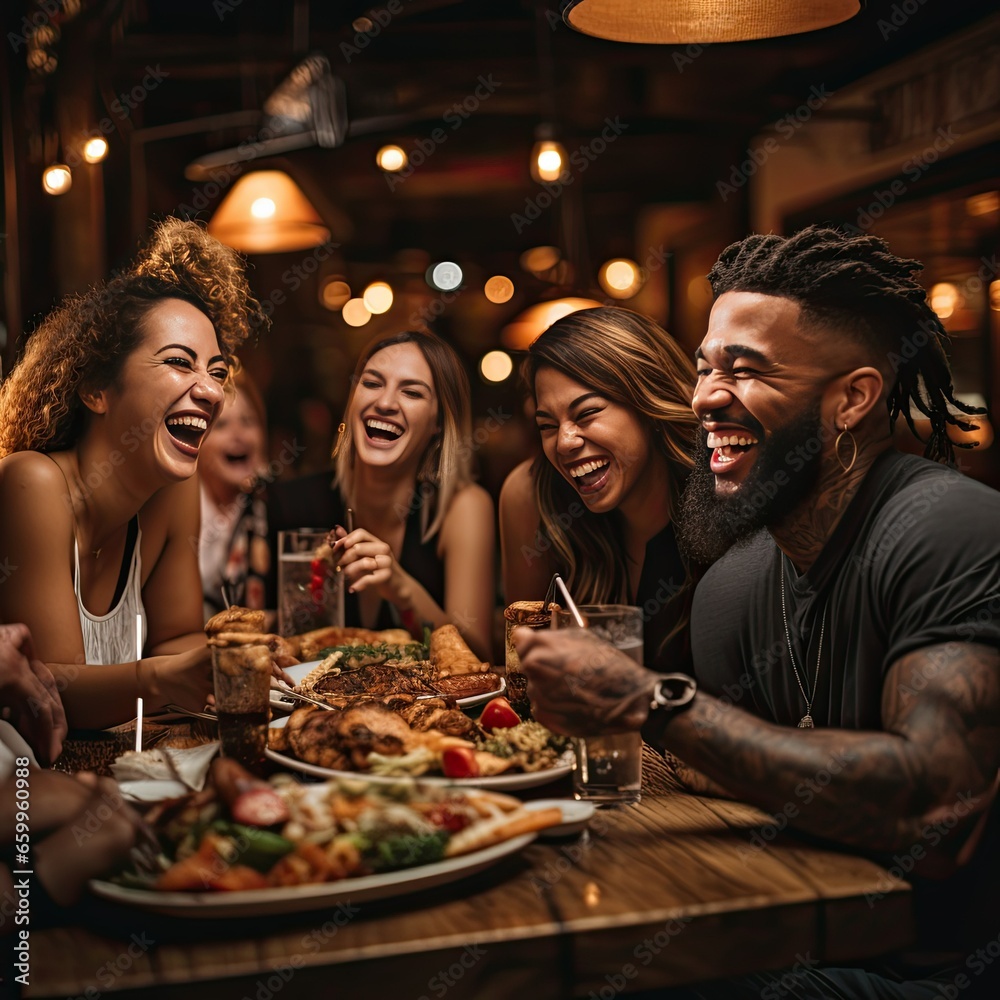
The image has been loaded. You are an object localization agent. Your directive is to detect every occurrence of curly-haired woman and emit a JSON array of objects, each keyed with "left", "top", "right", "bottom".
[
  {"left": 0, "top": 219, "right": 266, "bottom": 728},
  {"left": 500, "top": 306, "right": 699, "bottom": 671}
]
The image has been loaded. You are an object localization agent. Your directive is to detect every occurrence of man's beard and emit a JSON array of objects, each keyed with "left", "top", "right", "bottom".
[{"left": 677, "top": 403, "right": 824, "bottom": 564}]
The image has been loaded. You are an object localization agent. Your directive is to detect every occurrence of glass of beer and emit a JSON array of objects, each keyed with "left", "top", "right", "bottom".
[
  {"left": 209, "top": 634, "right": 272, "bottom": 774},
  {"left": 552, "top": 604, "right": 644, "bottom": 805}
]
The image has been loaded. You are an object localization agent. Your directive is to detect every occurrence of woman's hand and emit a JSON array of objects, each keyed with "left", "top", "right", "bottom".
[
  {"left": 330, "top": 526, "right": 410, "bottom": 606},
  {"left": 0, "top": 623, "right": 67, "bottom": 766},
  {"left": 138, "top": 645, "right": 213, "bottom": 712}
]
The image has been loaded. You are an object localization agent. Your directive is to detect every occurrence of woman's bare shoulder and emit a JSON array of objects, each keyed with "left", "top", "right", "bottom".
[
  {"left": 499, "top": 459, "right": 535, "bottom": 508},
  {"left": 0, "top": 450, "right": 66, "bottom": 488},
  {"left": 447, "top": 481, "right": 493, "bottom": 517}
]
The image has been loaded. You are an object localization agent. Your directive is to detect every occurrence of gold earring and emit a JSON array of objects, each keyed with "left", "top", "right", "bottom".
[{"left": 835, "top": 424, "right": 857, "bottom": 474}]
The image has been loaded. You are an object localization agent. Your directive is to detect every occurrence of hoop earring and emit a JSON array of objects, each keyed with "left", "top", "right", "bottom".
[{"left": 835, "top": 424, "right": 857, "bottom": 474}]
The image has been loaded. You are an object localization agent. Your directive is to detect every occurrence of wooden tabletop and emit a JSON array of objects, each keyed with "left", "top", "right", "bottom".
[{"left": 26, "top": 747, "right": 914, "bottom": 999}]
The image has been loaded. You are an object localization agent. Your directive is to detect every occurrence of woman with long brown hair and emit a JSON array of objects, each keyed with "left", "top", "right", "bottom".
[
  {"left": 500, "top": 306, "right": 698, "bottom": 670},
  {"left": 267, "top": 330, "right": 494, "bottom": 659},
  {"left": 0, "top": 219, "right": 265, "bottom": 727}
]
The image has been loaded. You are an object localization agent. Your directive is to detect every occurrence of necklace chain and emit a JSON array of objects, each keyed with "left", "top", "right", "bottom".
[{"left": 779, "top": 561, "right": 826, "bottom": 729}]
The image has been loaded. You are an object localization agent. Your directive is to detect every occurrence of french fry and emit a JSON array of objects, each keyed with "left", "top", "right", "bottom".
[{"left": 444, "top": 807, "right": 563, "bottom": 857}]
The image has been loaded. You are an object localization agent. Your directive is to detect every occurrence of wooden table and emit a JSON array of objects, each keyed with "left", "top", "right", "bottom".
[{"left": 26, "top": 748, "right": 914, "bottom": 999}]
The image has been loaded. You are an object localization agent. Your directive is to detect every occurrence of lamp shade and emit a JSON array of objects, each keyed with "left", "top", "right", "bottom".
[
  {"left": 501, "top": 296, "right": 603, "bottom": 351},
  {"left": 208, "top": 170, "right": 330, "bottom": 253},
  {"left": 563, "top": 0, "right": 860, "bottom": 44}
]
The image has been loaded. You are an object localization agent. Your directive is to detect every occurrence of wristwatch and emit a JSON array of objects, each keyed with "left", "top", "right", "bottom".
[{"left": 649, "top": 673, "right": 697, "bottom": 713}]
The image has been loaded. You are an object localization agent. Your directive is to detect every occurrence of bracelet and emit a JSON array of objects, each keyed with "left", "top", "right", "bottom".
[{"left": 649, "top": 674, "right": 697, "bottom": 713}]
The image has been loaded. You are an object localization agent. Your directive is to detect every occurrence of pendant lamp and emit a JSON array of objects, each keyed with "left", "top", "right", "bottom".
[
  {"left": 563, "top": 0, "right": 861, "bottom": 44},
  {"left": 501, "top": 296, "right": 603, "bottom": 351},
  {"left": 208, "top": 170, "right": 330, "bottom": 253}
]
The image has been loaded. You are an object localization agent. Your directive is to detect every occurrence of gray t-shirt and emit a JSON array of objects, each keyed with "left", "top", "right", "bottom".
[{"left": 691, "top": 450, "right": 1000, "bottom": 729}]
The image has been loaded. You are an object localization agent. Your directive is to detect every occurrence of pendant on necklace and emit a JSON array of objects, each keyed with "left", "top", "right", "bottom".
[{"left": 798, "top": 714, "right": 814, "bottom": 729}]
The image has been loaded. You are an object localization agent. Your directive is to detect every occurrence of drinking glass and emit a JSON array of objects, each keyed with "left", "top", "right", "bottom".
[
  {"left": 503, "top": 600, "right": 554, "bottom": 719},
  {"left": 210, "top": 637, "right": 272, "bottom": 774},
  {"left": 277, "top": 528, "right": 344, "bottom": 637},
  {"left": 552, "top": 604, "right": 644, "bottom": 805}
]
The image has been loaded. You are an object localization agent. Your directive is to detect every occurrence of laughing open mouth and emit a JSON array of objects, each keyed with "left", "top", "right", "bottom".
[
  {"left": 365, "top": 418, "right": 403, "bottom": 442},
  {"left": 706, "top": 430, "right": 759, "bottom": 469},
  {"left": 568, "top": 457, "right": 611, "bottom": 491},
  {"left": 165, "top": 414, "right": 209, "bottom": 452}
]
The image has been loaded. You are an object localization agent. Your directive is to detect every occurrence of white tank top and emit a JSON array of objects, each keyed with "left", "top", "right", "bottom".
[{"left": 74, "top": 518, "right": 146, "bottom": 665}]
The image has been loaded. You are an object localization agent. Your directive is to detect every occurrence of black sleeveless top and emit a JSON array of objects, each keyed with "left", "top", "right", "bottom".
[
  {"left": 631, "top": 522, "right": 692, "bottom": 675},
  {"left": 265, "top": 472, "right": 445, "bottom": 631}
]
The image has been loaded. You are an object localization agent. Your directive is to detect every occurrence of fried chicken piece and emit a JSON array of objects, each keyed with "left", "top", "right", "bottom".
[
  {"left": 285, "top": 706, "right": 351, "bottom": 770},
  {"left": 399, "top": 703, "right": 479, "bottom": 739},
  {"left": 334, "top": 703, "right": 417, "bottom": 769}
]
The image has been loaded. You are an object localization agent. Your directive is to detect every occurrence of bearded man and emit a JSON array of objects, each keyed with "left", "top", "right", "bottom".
[{"left": 515, "top": 226, "right": 1000, "bottom": 999}]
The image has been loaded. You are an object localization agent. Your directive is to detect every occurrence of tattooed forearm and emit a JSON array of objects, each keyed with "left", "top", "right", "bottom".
[{"left": 655, "top": 643, "right": 1000, "bottom": 859}]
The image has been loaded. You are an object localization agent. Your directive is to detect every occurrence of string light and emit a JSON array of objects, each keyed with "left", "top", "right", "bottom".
[
  {"left": 42, "top": 163, "right": 72, "bottom": 195},
  {"left": 83, "top": 137, "right": 109, "bottom": 163}
]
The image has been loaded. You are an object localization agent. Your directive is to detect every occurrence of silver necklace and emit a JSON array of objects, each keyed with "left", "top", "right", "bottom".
[{"left": 779, "top": 562, "right": 826, "bottom": 729}]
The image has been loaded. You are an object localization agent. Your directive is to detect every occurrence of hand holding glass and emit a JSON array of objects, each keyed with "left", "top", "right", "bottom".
[{"left": 551, "top": 604, "right": 644, "bottom": 805}]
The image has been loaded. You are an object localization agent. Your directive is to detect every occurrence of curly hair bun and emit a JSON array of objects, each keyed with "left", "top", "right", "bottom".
[{"left": 129, "top": 218, "right": 269, "bottom": 355}]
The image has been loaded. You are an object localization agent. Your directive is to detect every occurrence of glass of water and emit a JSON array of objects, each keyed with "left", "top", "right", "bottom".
[{"left": 552, "top": 604, "right": 644, "bottom": 805}]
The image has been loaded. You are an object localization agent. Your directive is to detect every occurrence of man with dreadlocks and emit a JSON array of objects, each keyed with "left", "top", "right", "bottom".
[{"left": 516, "top": 226, "right": 1000, "bottom": 998}]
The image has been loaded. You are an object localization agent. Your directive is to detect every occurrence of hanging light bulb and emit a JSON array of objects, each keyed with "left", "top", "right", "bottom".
[
  {"left": 531, "top": 139, "right": 567, "bottom": 183},
  {"left": 83, "top": 137, "right": 109, "bottom": 163},
  {"left": 42, "top": 163, "right": 72, "bottom": 195},
  {"left": 376, "top": 145, "right": 408, "bottom": 173}
]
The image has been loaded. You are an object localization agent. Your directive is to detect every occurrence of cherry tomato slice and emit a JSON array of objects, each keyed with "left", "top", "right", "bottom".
[
  {"left": 479, "top": 696, "right": 521, "bottom": 731},
  {"left": 441, "top": 747, "right": 479, "bottom": 779}
]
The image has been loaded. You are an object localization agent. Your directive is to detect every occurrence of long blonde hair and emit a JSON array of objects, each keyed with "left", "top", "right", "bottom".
[
  {"left": 0, "top": 219, "right": 265, "bottom": 458},
  {"left": 334, "top": 330, "right": 473, "bottom": 541},
  {"left": 524, "top": 306, "right": 697, "bottom": 602}
]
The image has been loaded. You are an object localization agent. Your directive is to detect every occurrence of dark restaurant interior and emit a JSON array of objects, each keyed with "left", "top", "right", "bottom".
[
  {"left": 4, "top": 0, "right": 998, "bottom": 491},
  {"left": 1, "top": 1, "right": 999, "bottom": 997}
]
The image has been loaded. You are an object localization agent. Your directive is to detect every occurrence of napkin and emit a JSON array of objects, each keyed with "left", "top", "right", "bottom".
[{"left": 112, "top": 741, "right": 220, "bottom": 791}]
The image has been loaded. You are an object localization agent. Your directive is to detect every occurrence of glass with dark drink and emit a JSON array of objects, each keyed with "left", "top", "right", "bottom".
[{"left": 209, "top": 634, "right": 272, "bottom": 773}]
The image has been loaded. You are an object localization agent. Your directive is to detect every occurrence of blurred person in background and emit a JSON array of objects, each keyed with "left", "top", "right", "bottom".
[
  {"left": 500, "top": 307, "right": 700, "bottom": 671},
  {"left": 198, "top": 370, "right": 270, "bottom": 622},
  {"left": 268, "top": 330, "right": 495, "bottom": 659}
]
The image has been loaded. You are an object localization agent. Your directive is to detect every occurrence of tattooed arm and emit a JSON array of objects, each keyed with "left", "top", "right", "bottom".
[{"left": 516, "top": 628, "right": 1000, "bottom": 868}]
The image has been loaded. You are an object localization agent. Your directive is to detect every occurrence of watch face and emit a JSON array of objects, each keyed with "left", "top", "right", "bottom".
[{"left": 653, "top": 674, "right": 697, "bottom": 709}]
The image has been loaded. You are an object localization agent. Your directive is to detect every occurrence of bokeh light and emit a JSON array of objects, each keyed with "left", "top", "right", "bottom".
[
  {"left": 479, "top": 350, "right": 514, "bottom": 382},
  {"left": 363, "top": 281, "right": 394, "bottom": 314},
  {"left": 484, "top": 275, "right": 514, "bottom": 304},
  {"left": 342, "top": 298, "right": 372, "bottom": 327}
]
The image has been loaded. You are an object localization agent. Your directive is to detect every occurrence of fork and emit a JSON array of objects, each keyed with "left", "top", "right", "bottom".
[{"left": 270, "top": 681, "right": 335, "bottom": 711}]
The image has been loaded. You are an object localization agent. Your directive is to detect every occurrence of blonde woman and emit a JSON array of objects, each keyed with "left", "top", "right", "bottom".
[
  {"left": 0, "top": 220, "right": 265, "bottom": 728},
  {"left": 500, "top": 306, "right": 699, "bottom": 671},
  {"left": 267, "top": 331, "right": 495, "bottom": 659}
]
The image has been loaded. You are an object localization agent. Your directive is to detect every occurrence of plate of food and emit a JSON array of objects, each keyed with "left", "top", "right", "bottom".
[
  {"left": 268, "top": 623, "right": 504, "bottom": 712},
  {"left": 265, "top": 699, "right": 574, "bottom": 792},
  {"left": 90, "top": 759, "right": 562, "bottom": 917},
  {"left": 270, "top": 661, "right": 505, "bottom": 712}
]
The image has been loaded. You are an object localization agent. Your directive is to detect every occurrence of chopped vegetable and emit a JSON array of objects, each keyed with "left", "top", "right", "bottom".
[
  {"left": 363, "top": 830, "right": 448, "bottom": 872},
  {"left": 441, "top": 746, "right": 480, "bottom": 778},
  {"left": 210, "top": 821, "right": 295, "bottom": 873},
  {"left": 479, "top": 696, "right": 521, "bottom": 731}
]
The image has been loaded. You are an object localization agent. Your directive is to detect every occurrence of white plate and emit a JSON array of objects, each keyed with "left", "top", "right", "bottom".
[
  {"left": 270, "top": 661, "right": 505, "bottom": 712},
  {"left": 526, "top": 799, "right": 595, "bottom": 838},
  {"left": 266, "top": 715, "right": 573, "bottom": 791},
  {"left": 89, "top": 833, "right": 536, "bottom": 917}
]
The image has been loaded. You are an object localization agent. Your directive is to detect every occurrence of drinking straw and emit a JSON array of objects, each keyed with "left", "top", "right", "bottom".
[
  {"left": 553, "top": 574, "right": 586, "bottom": 628},
  {"left": 135, "top": 612, "right": 144, "bottom": 751}
]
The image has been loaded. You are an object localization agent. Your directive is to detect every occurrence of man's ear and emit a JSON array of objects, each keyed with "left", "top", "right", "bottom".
[
  {"left": 78, "top": 387, "right": 108, "bottom": 415},
  {"left": 830, "top": 366, "right": 883, "bottom": 430}
]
